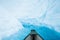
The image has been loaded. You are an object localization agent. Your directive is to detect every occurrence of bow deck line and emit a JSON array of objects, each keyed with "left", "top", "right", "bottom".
[{"left": 24, "top": 30, "right": 44, "bottom": 40}]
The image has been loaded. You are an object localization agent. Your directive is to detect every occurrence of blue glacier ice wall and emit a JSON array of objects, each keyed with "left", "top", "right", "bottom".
[
  {"left": 0, "top": 0, "right": 60, "bottom": 40},
  {"left": 2, "top": 24, "right": 60, "bottom": 40}
]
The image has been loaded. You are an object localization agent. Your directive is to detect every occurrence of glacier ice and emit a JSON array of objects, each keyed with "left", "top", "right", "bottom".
[{"left": 0, "top": 0, "right": 60, "bottom": 40}]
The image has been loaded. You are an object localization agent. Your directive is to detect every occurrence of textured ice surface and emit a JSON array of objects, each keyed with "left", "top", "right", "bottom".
[
  {"left": 0, "top": 0, "right": 60, "bottom": 40},
  {"left": 2, "top": 25, "right": 60, "bottom": 40}
]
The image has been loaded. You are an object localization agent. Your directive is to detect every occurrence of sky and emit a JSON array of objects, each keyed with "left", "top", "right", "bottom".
[{"left": 0, "top": 0, "right": 60, "bottom": 39}]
